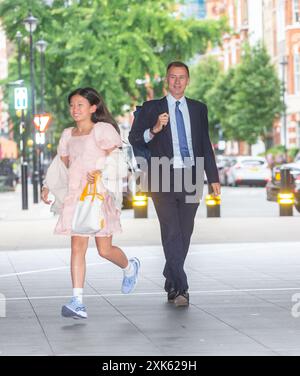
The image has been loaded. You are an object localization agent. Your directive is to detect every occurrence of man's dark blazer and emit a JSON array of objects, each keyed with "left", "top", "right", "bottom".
[{"left": 128, "top": 96, "right": 219, "bottom": 185}]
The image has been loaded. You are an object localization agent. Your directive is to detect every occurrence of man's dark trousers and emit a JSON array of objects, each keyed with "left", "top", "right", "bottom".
[{"left": 151, "top": 168, "right": 199, "bottom": 293}]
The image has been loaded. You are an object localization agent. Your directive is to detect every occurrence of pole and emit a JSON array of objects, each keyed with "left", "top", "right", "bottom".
[
  {"left": 29, "top": 29, "right": 39, "bottom": 203},
  {"left": 41, "top": 50, "right": 45, "bottom": 113},
  {"left": 38, "top": 50, "right": 45, "bottom": 191},
  {"left": 17, "top": 33, "right": 28, "bottom": 210},
  {"left": 281, "top": 57, "right": 288, "bottom": 161}
]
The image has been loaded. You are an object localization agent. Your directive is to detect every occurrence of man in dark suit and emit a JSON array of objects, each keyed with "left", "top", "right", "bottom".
[{"left": 129, "top": 61, "right": 220, "bottom": 307}]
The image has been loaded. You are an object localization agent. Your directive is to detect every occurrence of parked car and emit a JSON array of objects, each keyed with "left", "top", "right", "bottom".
[
  {"left": 0, "top": 158, "right": 19, "bottom": 191},
  {"left": 266, "top": 161, "right": 300, "bottom": 213},
  {"left": 226, "top": 156, "right": 271, "bottom": 187},
  {"left": 216, "top": 156, "right": 237, "bottom": 186}
]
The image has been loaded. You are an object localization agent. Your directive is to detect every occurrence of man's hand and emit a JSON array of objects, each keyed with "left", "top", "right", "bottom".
[
  {"left": 151, "top": 112, "right": 169, "bottom": 134},
  {"left": 211, "top": 182, "right": 221, "bottom": 197}
]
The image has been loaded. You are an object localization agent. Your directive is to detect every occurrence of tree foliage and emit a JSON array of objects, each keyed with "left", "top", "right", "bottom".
[
  {"left": 186, "top": 56, "right": 221, "bottom": 141},
  {"left": 205, "top": 43, "right": 283, "bottom": 147},
  {"left": 225, "top": 43, "right": 283, "bottom": 145},
  {"left": 0, "top": 0, "right": 225, "bottom": 141},
  {"left": 206, "top": 67, "right": 236, "bottom": 141}
]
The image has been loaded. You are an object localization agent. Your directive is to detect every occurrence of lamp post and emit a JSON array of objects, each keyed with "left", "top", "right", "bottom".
[
  {"left": 36, "top": 39, "right": 48, "bottom": 190},
  {"left": 24, "top": 12, "right": 39, "bottom": 203},
  {"left": 16, "top": 31, "right": 28, "bottom": 210},
  {"left": 280, "top": 56, "right": 288, "bottom": 160},
  {"left": 35, "top": 39, "right": 47, "bottom": 113}
]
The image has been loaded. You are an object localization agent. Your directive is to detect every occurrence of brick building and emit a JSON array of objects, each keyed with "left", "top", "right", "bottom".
[
  {"left": 0, "top": 22, "right": 17, "bottom": 159},
  {"left": 0, "top": 23, "right": 8, "bottom": 137},
  {"left": 204, "top": 0, "right": 265, "bottom": 155},
  {"left": 263, "top": 0, "right": 300, "bottom": 149},
  {"left": 205, "top": 1, "right": 300, "bottom": 151}
]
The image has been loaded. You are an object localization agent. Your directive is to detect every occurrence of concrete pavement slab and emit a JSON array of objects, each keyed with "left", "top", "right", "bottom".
[{"left": 1, "top": 243, "right": 300, "bottom": 355}]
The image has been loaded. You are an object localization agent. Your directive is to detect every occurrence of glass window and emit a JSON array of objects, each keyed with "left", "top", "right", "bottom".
[
  {"left": 293, "top": 0, "right": 300, "bottom": 23},
  {"left": 241, "top": 160, "right": 264, "bottom": 166},
  {"left": 294, "top": 54, "right": 300, "bottom": 94}
]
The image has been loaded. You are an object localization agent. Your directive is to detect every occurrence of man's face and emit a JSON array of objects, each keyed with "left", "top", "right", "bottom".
[{"left": 166, "top": 66, "right": 190, "bottom": 99}]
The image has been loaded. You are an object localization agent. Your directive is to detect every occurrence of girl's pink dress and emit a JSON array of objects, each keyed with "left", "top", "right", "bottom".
[{"left": 54, "top": 122, "right": 122, "bottom": 237}]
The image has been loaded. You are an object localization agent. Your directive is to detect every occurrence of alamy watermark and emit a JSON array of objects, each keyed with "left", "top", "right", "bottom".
[
  {"left": 111, "top": 154, "right": 205, "bottom": 204},
  {"left": 0, "top": 293, "right": 6, "bottom": 318}
]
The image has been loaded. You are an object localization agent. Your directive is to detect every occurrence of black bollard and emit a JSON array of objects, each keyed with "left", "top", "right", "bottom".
[
  {"left": 133, "top": 193, "right": 148, "bottom": 218},
  {"left": 278, "top": 168, "right": 294, "bottom": 216},
  {"left": 21, "top": 163, "right": 28, "bottom": 210},
  {"left": 206, "top": 184, "right": 221, "bottom": 217}
]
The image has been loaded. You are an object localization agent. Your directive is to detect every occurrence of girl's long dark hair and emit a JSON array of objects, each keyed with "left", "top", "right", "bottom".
[{"left": 68, "top": 87, "right": 120, "bottom": 134}]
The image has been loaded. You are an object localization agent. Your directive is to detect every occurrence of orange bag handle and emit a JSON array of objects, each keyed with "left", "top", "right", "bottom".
[{"left": 79, "top": 173, "right": 104, "bottom": 202}]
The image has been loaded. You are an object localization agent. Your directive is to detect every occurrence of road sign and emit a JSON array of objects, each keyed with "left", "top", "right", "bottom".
[
  {"left": 35, "top": 132, "right": 45, "bottom": 145},
  {"left": 14, "top": 87, "right": 28, "bottom": 110},
  {"left": 33, "top": 113, "right": 52, "bottom": 132},
  {"left": 218, "top": 140, "right": 226, "bottom": 151}
]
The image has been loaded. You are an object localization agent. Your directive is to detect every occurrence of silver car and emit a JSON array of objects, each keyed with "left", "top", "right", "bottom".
[{"left": 226, "top": 156, "right": 271, "bottom": 187}]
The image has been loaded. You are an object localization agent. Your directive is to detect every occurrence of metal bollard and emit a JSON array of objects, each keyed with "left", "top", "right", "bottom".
[
  {"left": 206, "top": 185, "right": 221, "bottom": 217},
  {"left": 277, "top": 168, "right": 294, "bottom": 216},
  {"left": 21, "top": 163, "right": 28, "bottom": 210},
  {"left": 133, "top": 193, "right": 148, "bottom": 218}
]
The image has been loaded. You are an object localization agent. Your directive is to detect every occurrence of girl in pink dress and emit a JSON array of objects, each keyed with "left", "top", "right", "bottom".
[{"left": 41, "top": 87, "right": 140, "bottom": 319}]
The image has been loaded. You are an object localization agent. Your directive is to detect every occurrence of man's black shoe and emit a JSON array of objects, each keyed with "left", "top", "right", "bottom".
[
  {"left": 167, "top": 288, "right": 177, "bottom": 303},
  {"left": 174, "top": 290, "right": 189, "bottom": 307}
]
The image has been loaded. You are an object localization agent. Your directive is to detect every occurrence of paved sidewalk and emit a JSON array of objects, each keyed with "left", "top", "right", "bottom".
[
  {"left": 1, "top": 187, "right": 300, "bottom": 250},
  {"left": 1, "top": 242, "right": 300, "bottom": 356},
  {"left": 1, "top": 187, "right": 300, "bottom": 356}
]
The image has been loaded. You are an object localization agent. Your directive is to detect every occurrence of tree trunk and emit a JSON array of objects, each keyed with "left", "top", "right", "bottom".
[{"left": 262, "top": 133, "right": 274, "bottom": 151}]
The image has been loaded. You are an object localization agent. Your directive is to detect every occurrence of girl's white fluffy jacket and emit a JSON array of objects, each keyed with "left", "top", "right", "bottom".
[{"left": 44, "top": 148, "right": 127, "bottom": 214}]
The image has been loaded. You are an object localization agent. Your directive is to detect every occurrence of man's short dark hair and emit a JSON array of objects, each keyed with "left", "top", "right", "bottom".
[{"left": 167, "top": 61, "right": 190, "bottom": 77}]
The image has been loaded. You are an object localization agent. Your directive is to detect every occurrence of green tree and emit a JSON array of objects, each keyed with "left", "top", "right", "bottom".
[
  {"left": 206, "top": 43, "right": 282, "bottom": 150},
  {"left": 0, "top": 0, "right": 225, "bottom": 143},
  {"left": 186, "top": 56, "right": 222, "bottom": 141},
  {"left": 206, "top": 67, "right": 236, "bottom": 142},
  {"left": 226, "top": 43, "right": 282, "bottom": 148}
]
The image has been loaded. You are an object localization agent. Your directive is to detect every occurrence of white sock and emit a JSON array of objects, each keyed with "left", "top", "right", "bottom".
[
  {"left": 122, "top": 261, "right": 134, "bottom": 276},
  {"left": 73, "top": 288, "right": 83, "bottom": 303}
]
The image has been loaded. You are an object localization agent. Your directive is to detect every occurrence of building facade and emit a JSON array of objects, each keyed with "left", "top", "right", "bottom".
[
  {"left": 205, "top": 0, "right": 265, "bottom": 155},
  {"left": 263, "top": 0, "right": 300, "bottom": 149},
  {"left": 0, "top": 22, "right": 17, "bottom": 159},
  {"left": 205, "top": 1, "right": 300, "bottom": 151},
  {"left": 0, "top": 22, "right": 8, "bottom": 137},
  {"left": 206, "top": 0, "right": 263, "bottom": 70}
]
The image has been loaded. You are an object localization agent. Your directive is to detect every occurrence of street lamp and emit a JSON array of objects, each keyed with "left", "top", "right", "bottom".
[
  {"left": 24, "top": 12, "right": 39, "bottom": 203},
  {"left": 280, "top": 56, "right": 288, "bottom": 159},
  {"left": 35, "top": 39, "right": 47, "bottom": 113},
  {"left": 16, "top": 31, "right": 29, "bottom": 210},
  {"left": 36, "top": 39, "right": 48, "bottom": 190},
  {"left": 24, "top": 13, "right": 38, "bottom": 33}
]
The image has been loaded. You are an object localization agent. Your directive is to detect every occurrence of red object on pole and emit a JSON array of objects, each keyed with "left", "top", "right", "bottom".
[{"left": 33, "top": 113, "right": 52, "bottom": 132}]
